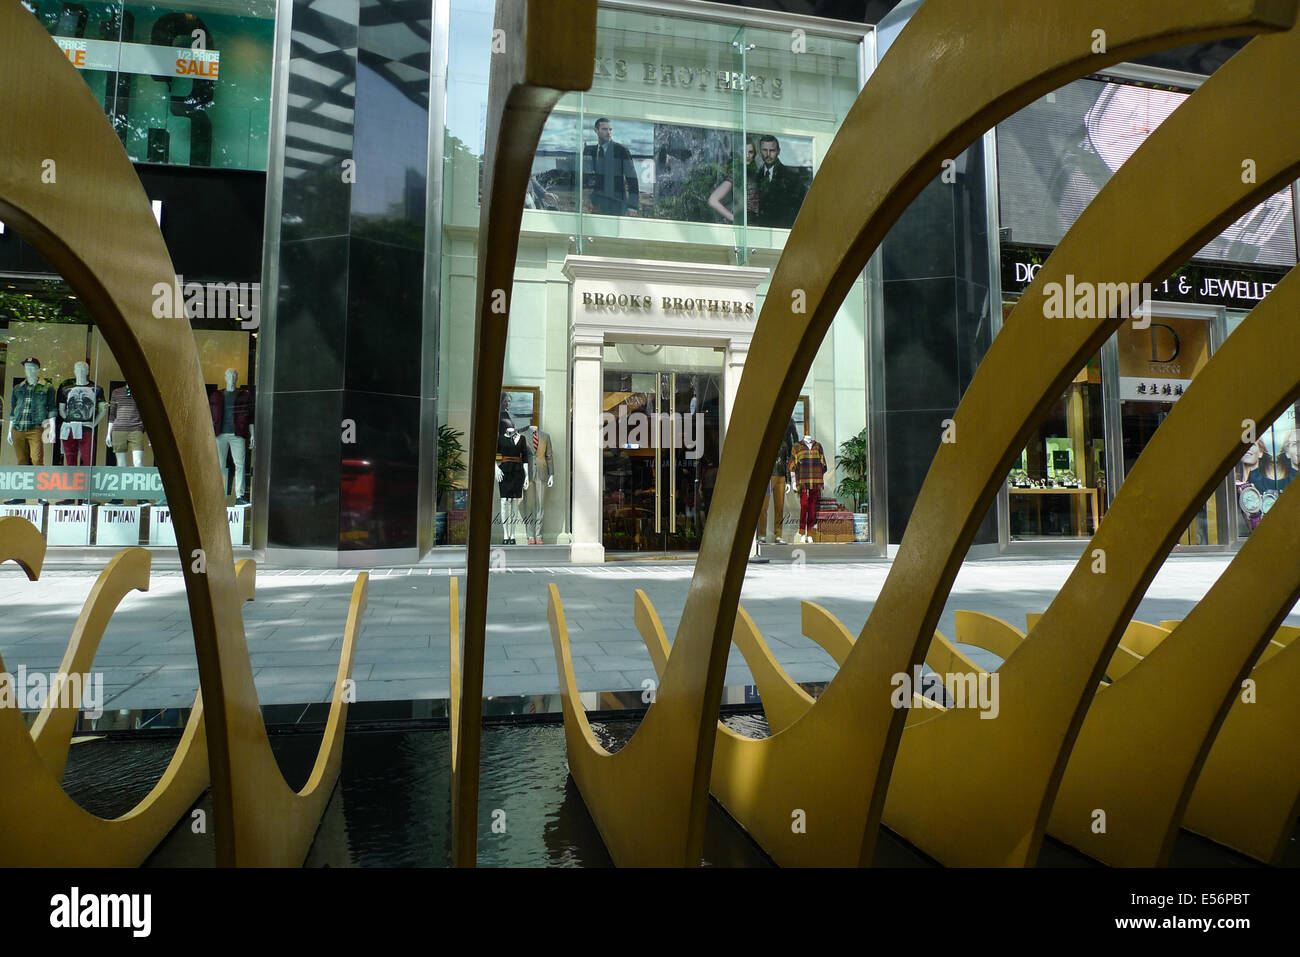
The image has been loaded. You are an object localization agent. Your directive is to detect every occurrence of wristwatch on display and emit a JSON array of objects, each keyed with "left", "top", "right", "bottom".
[{"left": 1237, "top": 482, "right": 1263, "bottom": 529}]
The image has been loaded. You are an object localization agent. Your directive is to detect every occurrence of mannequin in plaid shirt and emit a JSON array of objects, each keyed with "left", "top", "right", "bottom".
[
  {"left": 8, "top": 357, "right": 55, "bottom": 466},
  {"left": 788, "top": 434, "right": 827, "bottom": 543}
]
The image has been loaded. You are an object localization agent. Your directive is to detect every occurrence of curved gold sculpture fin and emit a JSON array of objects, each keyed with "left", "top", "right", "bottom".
[
  {"left": 1049, "top": 477, "right": 1300, "bottom": 865},
  {"left": 551, "top": 0, "right": 1295, "bottom": 867},
  {"left": 30, "top": 547, "right": 152, "bottom": 779},
  {"left": 0, "top": 515, "right": 46, "bottom": 580},
  {"left": 1184, "top": 631, "right": 1300, "bottom": 863},
  {"left": 0, "top": 7, "right": 367, "bottom": 865},
  {"left": 455, "top": 0, "right": 597, "bottom": 868},
  {"left": 799, "top": 601, "right": 855, "bottom": 667}
]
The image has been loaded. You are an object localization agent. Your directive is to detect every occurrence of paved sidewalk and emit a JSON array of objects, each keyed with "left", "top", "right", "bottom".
[{"left": 0, "top": 554, "right": 1289, "bottom": 711}]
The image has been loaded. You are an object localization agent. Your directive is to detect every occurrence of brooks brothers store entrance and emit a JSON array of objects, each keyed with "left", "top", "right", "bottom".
[{"left": 433, "top": 2, "right": 879, "bottom": 563}]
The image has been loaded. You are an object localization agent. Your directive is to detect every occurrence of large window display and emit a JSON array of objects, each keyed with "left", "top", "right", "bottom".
[
  {"left": 23, "top": 0, "right": 275, "bottom": 170},
  {"left": 0, "top": 278, "right": 258, "bottom": 546},
  {"left": 1227, "top": 311, "right": 1298, "bottom": 539},
  {"left": 436, "top": 1, "right": 874, "bottom": 556}
]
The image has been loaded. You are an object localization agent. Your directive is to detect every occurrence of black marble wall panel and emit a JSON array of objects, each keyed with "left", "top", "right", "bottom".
[
  {"left": 265, "top": 0, "right": 431, "bottom": 555},
  {"left": 881, "top": 141, "right": 995, "bottom": 545}
]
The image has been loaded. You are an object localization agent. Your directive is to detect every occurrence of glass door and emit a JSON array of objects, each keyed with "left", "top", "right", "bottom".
[{"left": 601, "top": 348, "right": 723, "bottom": 553}]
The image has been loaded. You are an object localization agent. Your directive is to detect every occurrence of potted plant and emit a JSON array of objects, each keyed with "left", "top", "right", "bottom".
[
  {"left": 835, "top": 428, "right": 870, "bottom": 540},
  {"left": 437, "top": 423, "right": 466, "bottom": 545}
]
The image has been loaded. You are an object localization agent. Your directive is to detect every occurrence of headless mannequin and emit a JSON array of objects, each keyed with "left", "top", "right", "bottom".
[
  {"left": 494, "top": 426, "right": 530, "bottom": 544},
  {"left": 525, "top": 425, "right": 554, "bottom": 544},
  {"left": 58, "top": 361, "right": 106, "bottom": 467},
  {"left": 7, "top": 361, "right": 54, "bottom": 451},
  {"left": 789, "top": 434, "right": 819, "bottom": 544},
  {"left": 5, "top": 361, "right": 55, "bottom": 501},
  {"left": 214, "top": 369, "right": 254, "bottom": 503},
  {"left": 106, "top": 383, "right": 147, "bottom": 467}
]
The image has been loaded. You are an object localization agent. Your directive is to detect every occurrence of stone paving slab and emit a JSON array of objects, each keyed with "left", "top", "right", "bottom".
[{"left": 0, "top": 555, "right": 1295, "bottom": 709}]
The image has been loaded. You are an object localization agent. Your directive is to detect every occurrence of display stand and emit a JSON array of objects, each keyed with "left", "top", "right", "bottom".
[
  {"left": 47, "top": 503, "right": 92, "bottom": 545},
  {"left": 95, "top": 504, "right": 142, "bottom": 546},
  {"left": 0, "top": 503, "right": 44, "bottom": 532}
]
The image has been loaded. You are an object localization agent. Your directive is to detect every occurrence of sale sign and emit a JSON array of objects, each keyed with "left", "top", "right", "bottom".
[{"left": 53, "top": 37, "right": 220, "bottom": 80}]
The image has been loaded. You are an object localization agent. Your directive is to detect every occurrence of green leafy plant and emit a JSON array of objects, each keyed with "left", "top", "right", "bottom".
[
  {"left": 835, "top": 427, "right": 869, "bottom": 512},
  {"left": 437, "top": 423, "right": 466, "bottom": 509}
]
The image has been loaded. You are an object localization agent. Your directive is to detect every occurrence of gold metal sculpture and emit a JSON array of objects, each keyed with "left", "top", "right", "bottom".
[
  {"left": 546, "top": 0, "right": 1299, "bottom": 866},
  {"left": 453, "top": 0, "right": 597, "bottom": 867},
  {"left": 0, "top": 4, "right": 367, "bottom": 866}
]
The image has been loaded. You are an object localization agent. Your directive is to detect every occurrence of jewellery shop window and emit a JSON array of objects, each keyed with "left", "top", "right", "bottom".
[
  {"left": 1006, "top": 316, "right": 1106, "bottom": 541},
  {"left": 1226, "top": 313, "right": 1298, "bottom": 539},
  {"left": 0, "top": 277, "right": 257, "bottom": 547}
]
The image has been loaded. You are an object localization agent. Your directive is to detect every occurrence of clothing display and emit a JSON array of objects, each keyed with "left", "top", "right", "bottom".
[
  {"left": 57, "top": 379, "right": 105, "bottom": 465},
  {"left": 497, "top": 431, "right": 527, "bottom": 499},
  {"left": 798, "top": 487, "right": 819, "bottom": 538},
  {"left": 216, "top": 433, "right": 248, "bottom": 499},
  {"left": 209, "top": 386, "right": 254, "bottom": 438},
  {"left": 758, "top": 475, "right": 789, "bottom": 542},
  {"left": 10, "top": 379, "right": 55, "bottom": 433},
  {"left": 108, "top": 385, "right": 145, "bottom": 432},
  {"left": 11, "top": 428, "right": 43, "bottom": 466},
  {"left": 112, "top": 430, "right": 148, "bottom": 453},
  {"left": 789, "top": 437, "right": 828, "bottom": 538},
  {"left": 789, "top": 438, "right": 828, "bottom": 489},
  {"left": 526, "top": 427, "right": 554, "bottom": 543},
  {"left": 759, "top": 420, "right": 800, "bottom": 542}
]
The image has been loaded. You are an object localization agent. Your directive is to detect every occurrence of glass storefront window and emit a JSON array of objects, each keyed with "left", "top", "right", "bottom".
[
  {"left": 24, "top": 0, "right": 275, "bottom": 170},
  {"left": 1, "top": 277, "right": 259, "bottom": 546},
  {"left": 436, "top": 0, "right": 873, "bottom": 557},
  {"left": 1225, "top": 312, "right": 1298, "bottom": 539},
  {"left": 1007, "top": 345, "right": 1106, "bottom": 541}
]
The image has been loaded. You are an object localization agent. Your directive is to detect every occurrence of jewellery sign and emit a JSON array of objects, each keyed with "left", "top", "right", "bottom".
[
  {"left": 1115, "top": 314, "right": 1210, "bottom": 403},
  {"left": 1003, "top": 244, "right": 1287, "bottom": 312},
  {"left": 54, "top": 37, "right": 220, "bottom": 80}
]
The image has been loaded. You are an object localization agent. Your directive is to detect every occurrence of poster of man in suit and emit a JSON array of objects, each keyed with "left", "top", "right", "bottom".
[
  {"left": 582, "top": 117, "right": 642, "bottom": 216},
  {"left": 754, "top": 134, "right": 811, "bottom": 229}
]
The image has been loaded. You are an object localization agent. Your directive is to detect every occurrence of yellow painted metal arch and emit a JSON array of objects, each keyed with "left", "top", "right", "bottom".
[
  {"left": 29, "top": 548, "right": 152, "bottom": 779},
  {"left": 1184, "top": 634, "right": 1300, "bottom": 863},
  {"left": 800, "top": 601, "right": 855, "bottom": 668},
  {"left": 1049, "top": 476, "right": 1300, "bottom": 865},
  {"left": 549, "top": 0, "right": 1296, "bottom": 867},
  {"left": 953, "top": 611, "right": 1025, "bottom": 662},
  {"left": 886, "top": 255, "right": 1300, "bottom": 865},
  {"left": 454, "top": 0, "right": 597, "bottom": 867},
  {"left": 0, "top": 5, "right": 366, "bottom": 865},
  {"left": 0, "top": 515, "right": 45, "bottom": 580}
]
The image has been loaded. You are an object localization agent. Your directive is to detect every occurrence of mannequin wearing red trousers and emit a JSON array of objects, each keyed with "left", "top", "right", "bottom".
[{"left": 788, "top": 434, "right": 827, "bottom": 544}]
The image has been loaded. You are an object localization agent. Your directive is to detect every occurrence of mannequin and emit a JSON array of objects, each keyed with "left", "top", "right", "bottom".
[
  {"left": 57, "top": 361, "right": 106, "bottom": 467},
  {"left": 788, "top": 432, "right": 827, "bottom": 544},
  {"left": 209, "top": 368, "right": 254, "bottom": 504},
  {"left": 495, "top": 425, "right": 530, "bottom": 545},
  {"left": 106, "top": 381, "right": 149, "bottom": 467},
  {"left": 7, "top": 356, "right": 54, "bottom": 466},
  {"left": 525, "top": 424, "right": 554, "bottom": 544},
  {"left": 759, "top": 417, "right": 799, "bottom": 544}
]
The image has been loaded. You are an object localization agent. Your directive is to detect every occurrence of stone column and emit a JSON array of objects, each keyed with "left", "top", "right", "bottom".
[{"left": 569, "top": 337, "right": 604, "bottom": 563}]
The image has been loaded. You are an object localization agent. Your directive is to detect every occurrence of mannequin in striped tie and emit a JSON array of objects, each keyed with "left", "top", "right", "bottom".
[{"left": 526, "top": 425, "right": 554, "bottom": 544}]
